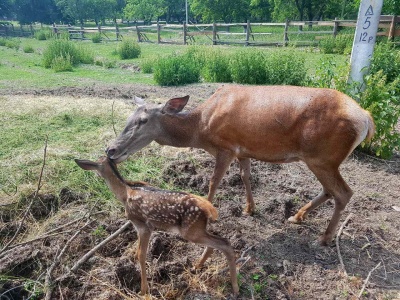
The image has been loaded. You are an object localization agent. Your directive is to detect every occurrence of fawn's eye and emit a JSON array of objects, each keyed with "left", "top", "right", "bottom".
[{"left": 139, "top": 118, "right": 148, "bottom": 125}]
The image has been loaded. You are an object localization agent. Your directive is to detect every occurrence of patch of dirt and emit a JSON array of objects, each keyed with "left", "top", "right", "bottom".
[{"left": 1, "top": 85, "right": 400, "bottom": 300}]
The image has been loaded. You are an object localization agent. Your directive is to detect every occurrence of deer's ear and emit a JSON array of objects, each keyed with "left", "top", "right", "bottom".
[
  {"left": 161, "top": 96, "right": 189, "bottom": 114},
  {"left": 133, "top": 96, "right": 145, "bottom": 107},
  {"left": 75, "top": 159, "right": 100, "bottom": 171}
]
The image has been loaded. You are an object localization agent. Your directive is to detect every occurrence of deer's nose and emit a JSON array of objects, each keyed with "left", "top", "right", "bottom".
[{"left": 106, "top": 147, "right": 116, "bottom": 157}]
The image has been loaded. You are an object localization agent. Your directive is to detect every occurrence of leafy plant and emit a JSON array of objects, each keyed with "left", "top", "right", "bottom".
[
  {"left": 357, "top": 71, "right": 400, "bottom": 158},
  {"left": 23, "top": 45, "right": 34, "bottom": 53},
  {"left": 34, "top": 29, "right": 53, "bottom": 40},
  {"left": 229, "top": 49, "right": 266, "bottom": 84},
  {"left": 43, "top": 40, "right": 93, "bottom": 69},
  {"left": 117, "top": 38, "right": 141, "bottom": 59},
  {"left": 140, "top": 57, "right": 155, "bottom": 73},
  {"left": 51, "top": 54, "right": 73, "bottom": 72},
  {"left": 201, "top": 49, "right": 232, "bottom": 83},
  {"left": 153, "top": 52, "right": 200, "bottom": 86},
  {"left": 91, "top": 33, "right": 102, "bottom": 43},
  {"left": 265, "top": 50, "right": 307, "bottom": 85}
]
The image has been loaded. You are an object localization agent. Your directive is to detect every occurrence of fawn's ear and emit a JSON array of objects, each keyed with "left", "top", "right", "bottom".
[{"left": 75, "top": 159, "right": 100, "bottom": 171}]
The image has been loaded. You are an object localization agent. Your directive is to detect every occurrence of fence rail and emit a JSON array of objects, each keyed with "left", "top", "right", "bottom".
[{"left": 1, "top": 15, "right": 399, "bottom": 47}]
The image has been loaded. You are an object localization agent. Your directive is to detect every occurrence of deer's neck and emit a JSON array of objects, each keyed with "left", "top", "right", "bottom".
[{"left": 156, "top": 111, "right": 201, "bottom": 148}]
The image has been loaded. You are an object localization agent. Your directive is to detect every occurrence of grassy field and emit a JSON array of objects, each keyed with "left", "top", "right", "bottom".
[{"left": 0, "top": 36, "right": 349, "bottom": 90}]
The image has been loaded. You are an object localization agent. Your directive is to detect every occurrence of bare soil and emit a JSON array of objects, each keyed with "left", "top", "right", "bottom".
[{"left": 1, "top": 84, "right": 399, "bottom": 300}]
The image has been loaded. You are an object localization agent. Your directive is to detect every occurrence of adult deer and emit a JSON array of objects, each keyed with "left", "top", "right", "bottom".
[
  {"left": 106, "top": 85, "right": 375, "bottom": 245},
  {"left": 75, "top": 156, "right": 239, "bottom": 296}
]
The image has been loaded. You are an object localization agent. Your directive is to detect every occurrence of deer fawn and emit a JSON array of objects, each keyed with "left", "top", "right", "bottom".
[
  {"left": 106, "top": 85, "right": 375, "bottom": 245},
  {"left": 75, "top": 156, "right": 239, "bottom": 296}
]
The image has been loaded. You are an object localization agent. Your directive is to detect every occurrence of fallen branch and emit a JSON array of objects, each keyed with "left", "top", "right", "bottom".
[
  {"left": 0, "top": 136, "right": 48, "bottom": 256},
  {"left": 336, "top": 213, "right": 353, "bottom": 276},
  {"left": 44, "top": 219, "right": 93, "bottom": 300},
  {"left": 358, "top": 262, "right": 381, "bottom": 298},
  {"left": 70, "top": 220, "right": 131, "bottom": 273}
]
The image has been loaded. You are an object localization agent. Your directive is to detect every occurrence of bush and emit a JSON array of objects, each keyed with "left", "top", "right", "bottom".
[
  {"left": 307, "top": 57, "right": 349, "bottom": 92},
  {"left": 229, "top": 49, "right": 266, "bottom": 84},
  {"left": 140, "top": 58, "right": 155, "bottom": 73},
  {"left": 201, "top": 49, "right": 232, "bottom": 83},
  {"left": 265, "top": 51, "right": 306, "bottom": 85},
  {"left": 370, "top": 42, "right": 400, "bottom": 84},
  {"left": 51, "top": 54, "right": 73, "bottom": 72},
  {"left": 91, "top": 34, "right": 102, "bottom": 43},
  {"left": 319, "top": 35, "right": 352, "bottom": 54},
  {"left": 23, "top": 45, "right": 34, "bottom": 53},
  {"left": 0, "top": 38, "right": 6, "bottom": 46},
  {"left": 43, "top": 40, "right": 93, "bottom": 69},
  {"left": 117, "top": 39, "right": 141, "bottom": 59},
  {"left": 95, "top": 58, "right": 116, "bottom": 68},
  {"left": 153, "top": 52, "right": 200, "bottom": 86},
  {"left": 319, "top": 36, "right": 336, "bottom": 54},
  {"left": 5, "top": 39, "right": 20, "bottom": 50},
  {"left": 34, "top": 29, "right": 50, "bottom": 40},
  {"left": 358, "top": 71, "right": 400, "bottom": 158}
]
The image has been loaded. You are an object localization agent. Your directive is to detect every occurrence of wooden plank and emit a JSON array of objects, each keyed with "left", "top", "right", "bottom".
[{"left": 186, "top": 31, "right": 213, "bottom": 36}]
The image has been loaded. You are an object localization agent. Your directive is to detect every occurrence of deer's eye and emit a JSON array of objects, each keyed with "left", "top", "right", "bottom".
[{"left": 139, "top": 118, "right": 148, "bottom": 125}]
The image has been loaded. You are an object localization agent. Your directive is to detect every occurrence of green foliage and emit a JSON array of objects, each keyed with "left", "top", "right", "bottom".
[
  {"left": 140, "top": 58, "right": 155, "bottom": 73},
  {"left": 308, "top": 57, "right": 349, "bottom": 91},
  {"left": 0, "top": 37, "right": 6, "bottom": 46},
  {"left": 265, "top": 50, "right": 306, "bottom": 85},
  {"left": 201, "top": 49, "right": 232, "bottom": 83},
  {"left": 370, "top": 42, "right": 400, "bottom": 84},
  {"left": 51, "top": 54, "right": 73, "bottom": 72},
  {"left": 43, "top": 40, "right": 94, "bottom": 69},
  {"left": 5, "top": 39, "right": 20, "bottom": 50},
  {"left": 358, "top": 71, "right": 400, "bottom": 159},
  {"left": 153, "top": 52, "right": 200, "bottom": 86},
  {"left": 319, "top": 35, "right": 352, "bottom": 54},
  {"left": 23, "top": 45, "right": 35, "bottom": 53},
  {"left": 95, "top": 58, "right": 117, "bottom": 68},
  {"left": 34, "top": 29, "right": 53, "bottom": 40},
  {"left": 229, "top": 49, "right": 266, "bottom": 84},
  {"left": 117, "top": 39, "right": 141, "bottom": 59},
  {"left": 91, "top": 33, "right": 102, "bottom": 43}
]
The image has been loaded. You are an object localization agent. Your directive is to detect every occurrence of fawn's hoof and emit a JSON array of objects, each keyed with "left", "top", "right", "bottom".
[
  {"left": 318, "top": 235, "right": 333, "bottom": 247},
  {"left": 288, "top": 215, "right": 302, "bottom": 224}
]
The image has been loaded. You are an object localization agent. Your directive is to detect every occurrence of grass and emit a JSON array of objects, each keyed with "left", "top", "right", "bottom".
[{"left": 0, "top": 36, "right": 348, "bottom": 89}]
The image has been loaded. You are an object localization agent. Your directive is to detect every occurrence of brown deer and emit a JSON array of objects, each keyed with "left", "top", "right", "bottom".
[
  {"left": 75, "top": 156, "right": 239, "bottom": 296},
  {"left": 106, "top": 85, "right": 375, "bottom": 245}
]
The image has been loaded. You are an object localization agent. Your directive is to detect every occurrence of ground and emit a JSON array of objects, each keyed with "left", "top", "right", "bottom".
[{"left": 1, "top": 84, "right": 400, "bottom": 300}]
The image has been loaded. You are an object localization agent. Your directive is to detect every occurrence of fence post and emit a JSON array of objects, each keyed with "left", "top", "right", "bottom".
[
  {"left": 388, "top": 15, "right": 395, "bottom": 41},
  {"left": 183, "top": 22, "right": 187, "bottom": 45},
  {"left": 30, "top": 24, "right": 34, "bottom": 36},
  {"left": 136, "top": 25, "right": 141, "bottom": 42},
  {"left": 283, "top": 19, "right": 289, "bottom": 46},
  {"left": 80, "top": 25, "right": 84, "bottom": 40},
  {"left": 212, "top": 23, "right": 217, "bottom": 45},
  {"left": 333, "top": 17, "right": 339, "bottom": 37},
  {"left": 245, "top": 20, "right": 250, "bottom": 46},
  {"left": 115, "top": 22, "right": 120, "bottom": 40},
  {"left": 157, "top": 20, "right": 161, "bottom": 44}
]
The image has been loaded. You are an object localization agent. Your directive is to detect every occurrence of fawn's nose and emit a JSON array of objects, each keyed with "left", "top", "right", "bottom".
[{"left": 106, "top": 147, "right": 116, "bottom": 157}]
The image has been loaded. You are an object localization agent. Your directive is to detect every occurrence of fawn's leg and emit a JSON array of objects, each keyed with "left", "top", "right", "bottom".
[
  {"left": 194, "top": 247, "right": 214, "bottom": 270},
  {"left": 137, "top": 227, "right": 152, "bottom": 295},
  {"left": 238, "top": 158, "right": 254, "bottom": 215},
  {"left": 185, "top": 230, "right": 239, "bottom": 296}
]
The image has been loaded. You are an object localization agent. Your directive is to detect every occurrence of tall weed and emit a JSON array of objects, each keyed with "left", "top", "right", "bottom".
[
  {"left": 201, "top": 49, "right": 232, "bottom": 83},
  {"left": 117, "top": 39, "right": 141, "bottom": 59},
  {"left": 229, "top": 49, "right": 266, "bottom": 84},
  {"left": 43, "top": 40, "right": 93, "bottom": 69},
  {"left": 265, "top": 51, "right": 306, "bottom": 85}
]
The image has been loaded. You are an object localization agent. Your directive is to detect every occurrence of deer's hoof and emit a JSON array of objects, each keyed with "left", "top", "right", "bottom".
[{"left": 288, "top": 215, "right": 301, "bottom": 224}]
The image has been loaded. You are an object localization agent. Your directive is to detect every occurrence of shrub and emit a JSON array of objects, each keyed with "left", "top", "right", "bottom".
[
  {"left": 319, "top": 36, "right": 336, "bottom": 54},
  {"left": 43, "top": 40, "right": 93, "bottom": 69},
  {"left": 0, "top": 38, "right": 6, "bottom": 46},
  {"left": 229, "top": 49, "right": 266, "bottom": 84},
  {"left": 370, "top": 42, "right": 400, "bottom": 84},
  {"left": 319, "top": 35, "right": 352, "bottom": 54},
  {"left": 140, "top": 58, "right": 155, "bottom": 73},
  {"left": 5, "top": 39, "right": 20, "bottom": 50},
  {"left": 153, "top": 52, "right": 200, "bottom": 86},
  {"left": 34, "top": 30, "right": 49, "bottom": 40},
  {"left": 265, "top": 51, "right": 306, "bottom": 85},
  {"left": 307, "top": 57, "right": 349, "bottom": 92},
  {"left": 95, "top": 58, "right": 116, "bottom": 68},
  {"left": 23, "top": 45, "right": 34, "bottom": 53},
  {"left": 117, "top": 39, "right": 141, "bottom": 59},
  {"left": 357, "top": 71, "right": 400, "bottom": 158},
  {"left": 51, "top": 54, "right": 73, "bottom": 72},
  {"left": 201, "top": 49, "right": 232, "bottom": 83},
  {"left": 91, "top": 33, "right": 102, "bottom": 43}
]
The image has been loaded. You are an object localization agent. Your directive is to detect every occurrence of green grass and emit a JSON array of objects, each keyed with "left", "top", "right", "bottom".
[{"left": 0, "top": 36, "right": 348, "bottom": 89}]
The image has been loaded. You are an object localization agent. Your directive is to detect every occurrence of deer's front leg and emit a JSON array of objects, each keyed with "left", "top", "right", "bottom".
[{"left": 208, "top": 151, "right": 235, "bottom": 202}]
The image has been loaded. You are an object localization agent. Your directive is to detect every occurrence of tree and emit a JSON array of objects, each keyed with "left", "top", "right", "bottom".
[
  {"left": 250, "top": 0, "right": 272, "bottom": 21},
  {"left": 124, "top": 0, "right": 166, "bottom": 23},
  {"left": 55, "top": 0, "right": 91, "bottom": 25},
  {"left": 14, "top": 0, "right": 63, "bottom": 24},
  {"left": 189, "top": 0, "right": 250, "bottom": 22},
  {"left": 0, "top": 0, "right": 14, "bottom": 19}
]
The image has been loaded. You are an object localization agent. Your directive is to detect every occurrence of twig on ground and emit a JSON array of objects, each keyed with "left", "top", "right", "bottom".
[
  {"left": 358, "top": 262, "right": 381, "bottom": 298},
  {"left": 70, "top": 220, "right": 131, "bottom": 273},
  {"left": 44, "top": 219, "right": 93, "bottom": 300},
  {"left": 0, "top": 136, "right": 48, "bottom": 256},
  {"left": 336, "top": 213, "right": 353, "bottom": 276}
]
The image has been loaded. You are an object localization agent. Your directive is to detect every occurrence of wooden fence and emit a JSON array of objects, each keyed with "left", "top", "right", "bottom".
[{"left": 1, "top": 15, "right": 399, "bottom": 47}]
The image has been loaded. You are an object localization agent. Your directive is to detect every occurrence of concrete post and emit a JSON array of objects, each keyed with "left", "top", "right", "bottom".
[{"left": 349, "top": 0, "right": 383, "bottom": 90}]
